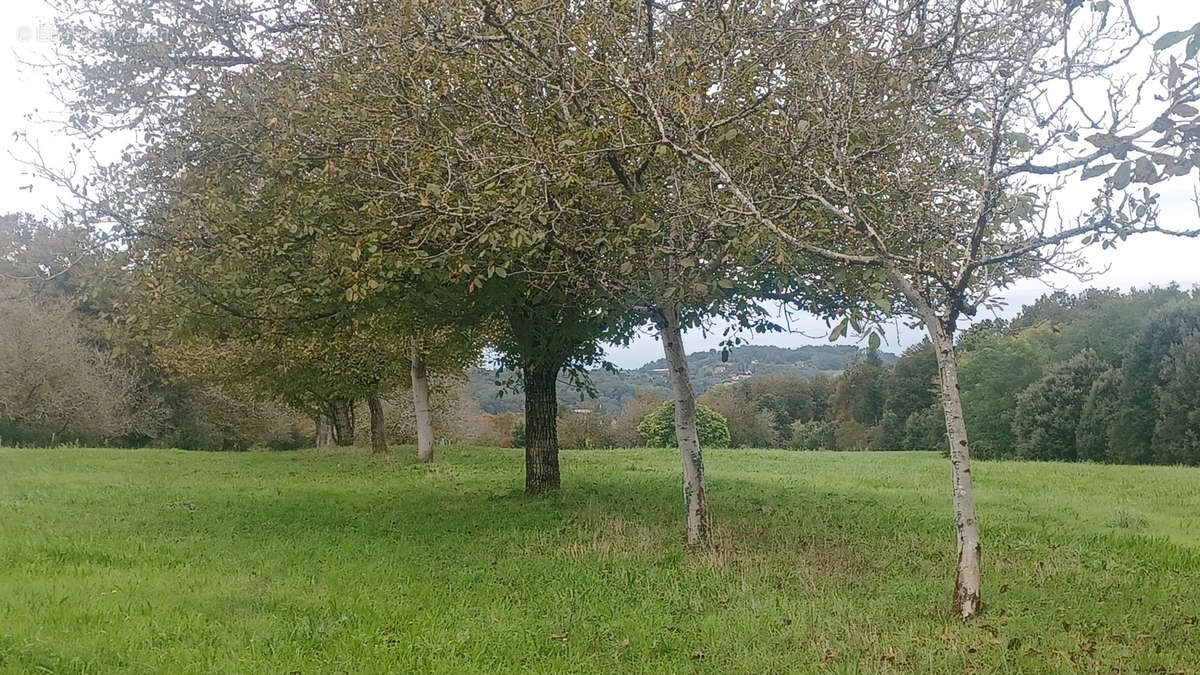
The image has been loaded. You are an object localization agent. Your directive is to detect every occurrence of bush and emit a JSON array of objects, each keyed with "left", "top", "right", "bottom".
[
  {"left": 833, "top": 420, "right": 874, "bottom": 451},
  {"left": 790, "top": 420, "right": 836, "bottom": 450},
  {"left": 637, "top": 401, "right": 731, "bottom": 448},
  {"left": 510, "top": 419, "right": 525, "bottom": 448}
]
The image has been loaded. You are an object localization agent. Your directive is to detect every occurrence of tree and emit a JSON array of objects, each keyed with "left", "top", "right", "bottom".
[
  {"left": 1111, "top": 299, "right": 1200, "bottom": 464},
  {"left": 1076, "top": 368, "right": 1123, "bottom": 463},
  {"left": 1151, "top": 332, "right": 1200, "bottom": 465},
  {"left": 742, "top": 373, "right": 835, "bottom": 439},
  {"left": 0, "top": 284, "right": 155, "bottom": 446},
  {"left": 1011, "top": 287, "right": 1190, "bottom": 366},
  {"left": 1012, "top": 349, "right": 1110, "bottom": 462},
  {"left": 622, "top": 0, "right": 1200, "bottom": 619},
  {"left": 42, "top": 1, "right": 500, "bottom": 462},
  {"left": 829, "top": 350, "right": 887, "bottom": 427},
  {"left": 611, "top": 390, "right": 665, "bottom": 447},
  {"left": 496, "top": 295, "right": 632, "bottom": 493},
  {"left": 956, "top": 331, "right": 1051, "bottom": 457},
  {"left": 883, "top": 342, "right": 937, "bottom": 425},
  {"left": 879, "top": 341, "right": 941, "bottom": 450},
  {"left": 698, "top": 383, "right": 779, "bottom": 448},
  {"left": 420, "top": 0, "right": 873, "bottom": 544}
]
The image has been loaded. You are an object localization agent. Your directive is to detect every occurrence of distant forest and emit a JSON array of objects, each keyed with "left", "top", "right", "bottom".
[
  {"left": 497, "top": 285, "right": 1200, "bottom": 465},
  {"left": 466, "top": 344, "right": 894, "bottom": 414}
]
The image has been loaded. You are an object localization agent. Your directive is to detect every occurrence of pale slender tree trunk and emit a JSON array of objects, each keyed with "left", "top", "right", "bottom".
[
  {"left": 656, "top": 302, "right": 711, "bottom": 550},
  {"left": 928, "top": 319, "right": 982, "bottom": 621},
  {"left": 411, "top": 348, "right": 435, "bottom": 463},
  {"left": 315, "top": 414, "right": 334, "bottom": 447},
  {"left": 328, "top": 398, "right": 355, "bottom": 447},
  {"left": 882, "top": 264, "right": 983, "bottom": 621},
  {"left": 368, "top": 391, "right": 388, "bottom": 455},
  {"left": 523, "top": 363, "right": 561, "bottom": 495}
]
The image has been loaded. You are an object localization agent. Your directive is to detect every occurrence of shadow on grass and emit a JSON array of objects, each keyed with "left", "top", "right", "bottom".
[{"left": 98, "top": 446, "right": 1200, "bottom": 577}]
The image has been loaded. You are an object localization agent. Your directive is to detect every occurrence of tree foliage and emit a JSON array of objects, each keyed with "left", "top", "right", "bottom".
[
  {"left": 1012, "top": 349, "right": 1110, "bottom": 462},
  {"left": 638, "top": 402, "right": 731, "bottom": 449},
  {"left": 1111, "top": 301, "right": 1200, "bottom": 463},
  {"left": 1151, "top": 333, "right": 1200, "bottom": 465}
]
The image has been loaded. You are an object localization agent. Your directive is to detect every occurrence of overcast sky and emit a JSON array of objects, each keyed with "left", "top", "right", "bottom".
[{"left": 4, "top": 2, "right": 1200, "bottom": 369}]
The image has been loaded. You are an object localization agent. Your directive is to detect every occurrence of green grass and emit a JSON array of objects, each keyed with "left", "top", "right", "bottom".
[{"left": 1, "top": 447, "right": 1198, "bottom": 674}]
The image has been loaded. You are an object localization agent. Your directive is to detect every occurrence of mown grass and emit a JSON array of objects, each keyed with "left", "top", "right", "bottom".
[{"left": 1, "top": 446, "right": 1197, "bottom": 674}]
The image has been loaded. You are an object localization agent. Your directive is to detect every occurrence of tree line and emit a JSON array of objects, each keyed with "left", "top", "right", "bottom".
[
  {"left": 574, "top": 286, "right": 1200, "bottom": 468},
  {"left": 18, "top": 0, "right": 1200, "bottom": 621}
]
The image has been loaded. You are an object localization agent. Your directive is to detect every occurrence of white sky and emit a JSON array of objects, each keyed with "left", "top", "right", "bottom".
[{"left": 3, "top": 2, "right": 1200, "bottom": 369}]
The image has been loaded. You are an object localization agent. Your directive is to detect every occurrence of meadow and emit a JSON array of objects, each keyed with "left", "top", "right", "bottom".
[{"left": 1, "top": 446, "right": 1197, "bottom": 673}]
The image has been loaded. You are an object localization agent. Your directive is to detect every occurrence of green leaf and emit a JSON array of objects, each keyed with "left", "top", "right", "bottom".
[
  {"left": 828, "top": 318, "right": 848, "bottom": 342},
  {"left": 1006, "top": 133, "right": 1033, "bottom": 152},
  {"left": 1171, "top": 103, "right": 1199, "bottom": 117},
  {"left": 1080, "top": 162, "right": 1116, "bottom": 180},
  {"left": 1154, "top": 31, "right": 1191, "bottom": 51},
  {"left": 1133, "top": 156, "right": 1158, "bottom": 184},
  {"left": 1111, "top": 161, "right": 1132, "bottom": 190},
  {"left": 1085, "top": 133, "right": 1119, "bottom": 148},
  {"left": 868, "top": 332, "right": 881, "bottom": 351}
]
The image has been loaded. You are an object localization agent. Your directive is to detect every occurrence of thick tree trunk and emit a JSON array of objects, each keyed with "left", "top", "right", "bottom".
[
  {"left": 328, "top": 398, "right": 355, "bottom": 447},
  {"left": 411, "top": 349, "right": 435, "bottom": 463},
  {"left": 928, "top": 321, "right": 983, "bottom": 621},
  {"left": 315, "top": 414, "right": 334, "bottom": 447},
  {"left": 368, "top": 391, "right": 388, "bottom": 454},
  {"left": 656, "top": 302, "right": 711, "bottom": 550},
  {"left": 523, "top": 363, "right": 561, "bottom": 495}
]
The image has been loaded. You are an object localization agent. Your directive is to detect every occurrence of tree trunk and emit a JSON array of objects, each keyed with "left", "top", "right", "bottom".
[
  {"left": 523, "top": 363, "right": 561, "bottom": 495},
  {"left": 328, "top": 398, "right": 355, "bottom": 447},
  {"left": 411, "top": 348, "right": 435, "bottom": 463},
  {"left": 368, "top": 391, "right": 388, "bottom": 454},
  {"left": 882, "top": 262, "right": 983, "bottom": 622},
  {"left": 315, "top": 414, "right": 334, "bottom": 447},
  {"left": 656, "top": 302, "right": 711, "bottom": 550},
  {"left": 928, "top": 321, "right": 983, "bottom": 621}
]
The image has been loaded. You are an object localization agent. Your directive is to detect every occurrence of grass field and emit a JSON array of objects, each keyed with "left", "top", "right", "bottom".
[{"left": 1, "top": 446, "right": 1198, "bottom": 673}]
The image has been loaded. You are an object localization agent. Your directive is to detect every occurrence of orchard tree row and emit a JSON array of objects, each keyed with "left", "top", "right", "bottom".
[{"left": 28, "top": 0, "right": 1200, "bottom": 621}]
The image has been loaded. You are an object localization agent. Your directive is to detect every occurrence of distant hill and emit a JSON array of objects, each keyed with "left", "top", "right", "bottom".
[{"left": 467, "top": 344, "right": 896, "bottom": 414}]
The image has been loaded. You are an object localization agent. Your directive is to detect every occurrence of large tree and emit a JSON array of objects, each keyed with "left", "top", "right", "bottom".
[
  {"left": 414, "top": 0, "right": 867, "bottom": 543},
  {"left": 612, "top": 0, "right": 1200, "bottom": 619}
]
